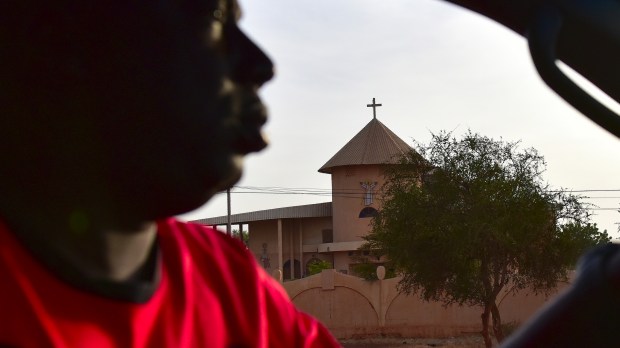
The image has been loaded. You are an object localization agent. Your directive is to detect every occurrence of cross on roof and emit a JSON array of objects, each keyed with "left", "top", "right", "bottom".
[{"left": 366, "top": 98, "right": 382, "bottom": 119}]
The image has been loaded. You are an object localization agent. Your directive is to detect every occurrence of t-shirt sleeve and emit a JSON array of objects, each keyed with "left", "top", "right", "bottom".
[{"left": 182, "top": 221, "right": 340, "bottom": 347}]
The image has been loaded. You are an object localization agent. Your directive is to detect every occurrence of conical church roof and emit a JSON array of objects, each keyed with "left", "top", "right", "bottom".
[{"left": 319, "top": 118, "right": 412, "bottom": 174}]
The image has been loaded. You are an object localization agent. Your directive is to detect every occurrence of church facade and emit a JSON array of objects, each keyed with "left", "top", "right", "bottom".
[{"left": 194, "top": 107, "right": 411, "bottom": 281}]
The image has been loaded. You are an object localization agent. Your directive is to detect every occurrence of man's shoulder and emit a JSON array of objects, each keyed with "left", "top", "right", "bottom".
[
  {"left": 158, "top": 218, "right": 249, "bottom": 257},
  {"left": 156, "top": 218, "right": 261, "bottom": 282}
]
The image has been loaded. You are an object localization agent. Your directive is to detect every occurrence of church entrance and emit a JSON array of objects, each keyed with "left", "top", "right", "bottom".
[{"left": 283, "top": 259, "right": 301, "bottom": 280}]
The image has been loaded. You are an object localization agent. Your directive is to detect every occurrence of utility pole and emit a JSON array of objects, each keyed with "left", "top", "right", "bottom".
[{"left": 226, "top": 188, "right": 231, "bottom": 236}]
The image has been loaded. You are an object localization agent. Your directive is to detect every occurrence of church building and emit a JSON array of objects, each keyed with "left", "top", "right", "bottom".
[
  {"left": 194, "top": 101, "right": 564, "bottom": 340},
  {"left": 194, "top": 99, "right": 412, "bottom": 281}
]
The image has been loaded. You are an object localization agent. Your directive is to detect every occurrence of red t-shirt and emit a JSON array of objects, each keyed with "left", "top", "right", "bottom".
[{"left": 0, "top": 218, "right": 340, "bottom": 347}]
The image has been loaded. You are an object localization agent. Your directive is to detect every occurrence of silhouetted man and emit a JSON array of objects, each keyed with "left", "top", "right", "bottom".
[{"left": 0, "top": 1, "right": 339, "bottom": 346}]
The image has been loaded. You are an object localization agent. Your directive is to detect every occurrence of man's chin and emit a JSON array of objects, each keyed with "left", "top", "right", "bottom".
[
  {"left": 140, "top": 154, "right": 245, "bottom": 220},
  {"left": 215, "top": 154, "right": 244, "bottom": 190},
  {"left": 189, "top": 154, "right": 244, "bottom": 210}
]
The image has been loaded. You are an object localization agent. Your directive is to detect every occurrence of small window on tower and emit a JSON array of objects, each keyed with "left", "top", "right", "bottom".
[{"left": 360, "top": 181, "right": 377, "bottom": 206}]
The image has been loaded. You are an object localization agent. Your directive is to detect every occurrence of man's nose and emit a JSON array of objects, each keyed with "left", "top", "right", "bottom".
[{"left": 228, "top": 27, "right": 274, "bottom": 86}]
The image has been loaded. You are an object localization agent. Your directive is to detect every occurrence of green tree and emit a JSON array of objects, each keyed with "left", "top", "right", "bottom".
[
  {"left": 364, "top": 131, "right": 610, "bottom": 347},
  {"left": 350, "top": 249, "right": 397, "bottom": 280},
  {"left": 232, "top": 229, "right": 249, "bottom": 246},
  {"left": 306, "top": 259, "right": 332, "bottom": 276},
  {"left": 350, "top": 260, "right": 396, "bottom": 280}
]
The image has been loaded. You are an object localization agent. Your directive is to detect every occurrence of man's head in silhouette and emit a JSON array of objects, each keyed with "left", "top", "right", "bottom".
[{"left": 0, "top": 0, "right": 274, "bottom": 232}]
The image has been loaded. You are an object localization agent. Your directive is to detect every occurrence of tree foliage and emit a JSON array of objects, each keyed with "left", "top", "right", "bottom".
[
  {"left": 306, "top": 259, "right": 332, "bottom": 276},
  {"left": 232, "top": 229, "right": 249, "bottom": 245},
  {"left": 364, "top": 131, "right": 610, "bottom": 346},
  {"left": 350, "top": 259, "right": 397, "bottom": 281}
]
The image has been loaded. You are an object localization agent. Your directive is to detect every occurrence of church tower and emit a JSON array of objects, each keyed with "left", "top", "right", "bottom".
[{"left": 318, "top": 98, "right": 411, "bottom": 273}]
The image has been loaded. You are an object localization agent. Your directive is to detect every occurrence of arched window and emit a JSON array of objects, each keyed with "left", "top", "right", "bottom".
[
  {"left": 283, "top": 259, "right": 302, "bottom": 280},
  {"left": 359, "top": 207, "right": 378, "bottom": 218}
]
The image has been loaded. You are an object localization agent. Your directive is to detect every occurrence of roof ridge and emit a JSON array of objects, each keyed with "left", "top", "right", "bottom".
[
  {"left": 318, "top": 117, "right": 413, "bottom": 174},
  {"left": 378, "top": 120, "right": 409, "bottom": 158},
  {"left": 359, "top": 118, "right": 378, "bottom": 163}
]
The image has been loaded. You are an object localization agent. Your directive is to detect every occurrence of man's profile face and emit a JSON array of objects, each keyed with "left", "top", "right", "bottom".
[
  {"left": 89, "top": 0, "right": 275, "bottom": 221},
  {"left": 1, "top": 0, "right": 273, "bottom": 225}
]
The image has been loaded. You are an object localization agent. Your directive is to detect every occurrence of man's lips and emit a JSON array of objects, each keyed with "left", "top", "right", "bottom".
[{"left": 233, "top": 101, "right": 268, "bottom": 154}]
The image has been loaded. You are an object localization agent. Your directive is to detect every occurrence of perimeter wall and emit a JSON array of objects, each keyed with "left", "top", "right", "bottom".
[{"left": 282, "top": 269, "right": 571, "bottom": 339}]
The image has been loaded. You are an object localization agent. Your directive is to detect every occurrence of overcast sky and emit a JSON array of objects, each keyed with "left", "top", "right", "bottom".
[{"left": 180, "top": 0, "right": 620, "bottom": 237}]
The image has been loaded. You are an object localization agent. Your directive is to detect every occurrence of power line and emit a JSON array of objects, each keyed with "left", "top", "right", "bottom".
[
  {"left": 563, "top": 189, "right": 620, "bottom": 193},
  {"left": 230, "top": 185, "right": 620, "bottom": 193},
  {"left": 211, "top": 186, "right": 620, "bottom": 210},
  {"left": 583, "top": 197, "right": 620, "bottom": 199},
  {"left": 231, "top": 186, "right": 620, "bottom": 195},
  {"left": 222, "top": 185, "right": 620, "bottom": 196}
]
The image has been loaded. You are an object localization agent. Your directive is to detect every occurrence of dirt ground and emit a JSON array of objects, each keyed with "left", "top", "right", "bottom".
[{"left": 340, "top": 336, "right": 487, "bottom": 348}]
